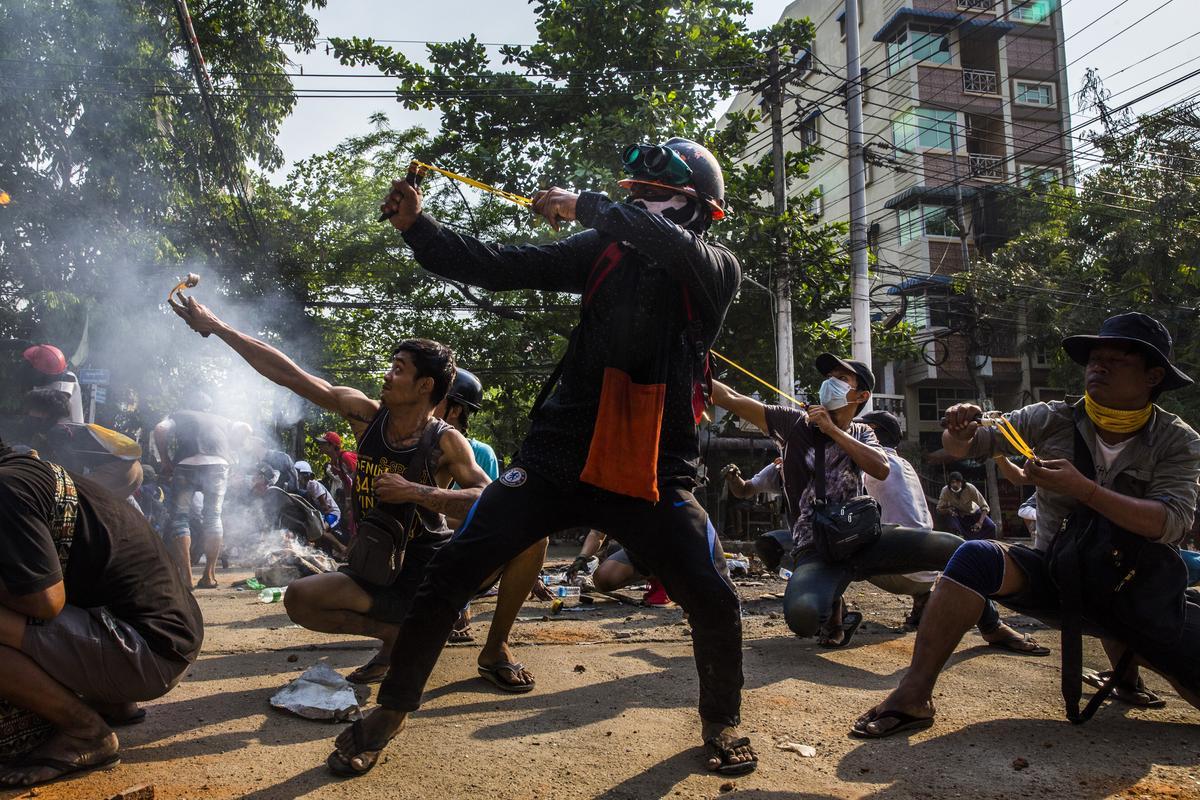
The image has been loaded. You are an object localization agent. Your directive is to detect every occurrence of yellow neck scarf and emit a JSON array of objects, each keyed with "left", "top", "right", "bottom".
[{"left": 1084, "top": 392, "right": 1152, "bottom": 434}]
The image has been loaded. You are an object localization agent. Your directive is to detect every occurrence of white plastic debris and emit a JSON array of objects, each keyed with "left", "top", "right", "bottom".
[
  {"left": 775, "top": 741, "right": 817, "bottom": 758},
  {"left": 269, "top": 662, "right": 361, "bottom": 721}
]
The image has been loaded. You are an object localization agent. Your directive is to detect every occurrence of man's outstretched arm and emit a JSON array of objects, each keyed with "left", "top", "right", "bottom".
[
  {"left": 382, "top": 179, "right": 595, "bottom": 294},
  {"left": 710, "top": 380, "right": 769, "bottom": 435},
  {"left": 172, "top": 298, "right": 379, "bottom": 430}
]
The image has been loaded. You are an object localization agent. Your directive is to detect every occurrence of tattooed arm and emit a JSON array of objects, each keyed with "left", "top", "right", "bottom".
[{"left": 373, "top": 428, "right": 489, "bottom": 519}]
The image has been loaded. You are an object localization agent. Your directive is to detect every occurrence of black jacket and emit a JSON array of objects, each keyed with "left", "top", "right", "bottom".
[{"left": 402, "top": 191, "right": 741, "bottom": 489}]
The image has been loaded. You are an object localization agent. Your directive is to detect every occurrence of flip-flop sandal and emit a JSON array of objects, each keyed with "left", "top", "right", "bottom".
[
  {"left": 703, "top": 735, "right": 758, "bottom": 776},
  {"left": 478, "top": 661, "right": 536, "bottom": 694},
  {"left": 1082, "top": 669, "right": 1167, "bottom": 708},
  {"left": 195, "top": 578, "right": 219, "bottom": 589},
  {"left": 101, "top": 708, "right": 147, "bottom": 727},
  {"left": 448, "top": 627, "right": 474, "bottom": 644},
  {"left": 2, "top": 754, "right": 121, "bottom": 787},
  {"left": 988, "top": 634, "right": 1050, "bottom": 656},
  {"left": 850, "top": 709, "right": 935, "bottom": 739},
  {"left": 326, "top": 719, "right": 392, "bottom": 778},
  {"left": 819, "top": 611, "right": 864, "bottom": 649},
  {"left": 346, "top": 660, "right": 390, "bottom": 685}
]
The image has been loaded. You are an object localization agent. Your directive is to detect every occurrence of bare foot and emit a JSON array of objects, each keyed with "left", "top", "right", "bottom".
[
  {"left": 0, "top": 730, "right": 120, "bottom": 787},
  {"left": 701, "top": 722, "right": 757, "bottom": 774}
]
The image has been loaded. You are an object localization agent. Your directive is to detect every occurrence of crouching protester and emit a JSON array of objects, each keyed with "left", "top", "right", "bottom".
[
  {"left": 0, "top": 446, "right": 203, "bottom": 787},
  {"left": 712, "top": 359, "right": 1042, "bottom": 653},
  {"left": 853, "top": 312, "right": 1200, "bottom": 739},
  {"left": 328, "top": 137, "right": 755, "bottom": 779}
]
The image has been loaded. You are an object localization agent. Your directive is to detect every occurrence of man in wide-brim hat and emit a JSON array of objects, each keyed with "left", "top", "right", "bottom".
[{"left": 851, "top": 312, "right": 1200, "bottom": 738}]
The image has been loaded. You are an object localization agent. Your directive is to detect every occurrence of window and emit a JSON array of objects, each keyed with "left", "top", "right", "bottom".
[
  {"left": 807, "top": 185, "right": 824, "bottom": 218},
  {"left": 1014, "top": 80, "right": 1055, "bottom": 107},
  {"left": 1009, "top": 0, "right": 1051, "bottom": 23},
  {"left": 1017, "top": 163, "right": 1062, "bottom": 185},
  {"left": 957, "top": 0, "right": 995, "bottom": 10},
  {"left": 897, "top": 204, "right": 958, "bottom": 245},
  {"left": 917, "top": 386, "right": 977, "bottom": 421},
  {"left": 838, "top": 0, "right": 864, "bottom": 40},
  {"left": 892, "top": 108, "right": 956, "bottom": 151},
  {"left": 886, "top": 26, "right": 951, "bottom": 76},
  {"left": 799, "top": 110, "right": 820, "bottom": 147}
]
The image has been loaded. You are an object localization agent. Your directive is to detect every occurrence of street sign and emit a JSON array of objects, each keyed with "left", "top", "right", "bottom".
[
  {"left": 78, "top": 369, "right": 110, "bottom": 385},
  {"left": 93, "top": 387, "right": 108, "bottom": 405}
]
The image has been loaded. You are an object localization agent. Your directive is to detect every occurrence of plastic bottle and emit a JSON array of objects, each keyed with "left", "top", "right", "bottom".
[
  {"left": 259, "top": 587, "right": 286, "bottom": 603},
  {"left": 551, "top": 585, "right": 581, "bottom": 598},
  {"left": 778, "top": 567, "right": 793, "bottom": 580},
  {"left": 541, "top": 573, "right": 565, "bottom": 586}
]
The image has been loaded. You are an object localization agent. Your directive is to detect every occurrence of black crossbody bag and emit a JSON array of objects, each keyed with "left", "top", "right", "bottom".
[
  {"left": 1047, "top": 412, "right": 1189, "bottom": 723},
  {"left": 345, "top": 421, "right": 442, "bottom": 588},
  {"left": 810, "top": 433, "right": 883, "bottom": 563}
]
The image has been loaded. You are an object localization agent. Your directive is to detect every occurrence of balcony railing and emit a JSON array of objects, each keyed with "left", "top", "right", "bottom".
[
  {"left": 962, "top": 68, "right": 998, "bottom": 94},
  {"left": 956, "top": 0, "right": 995, "bottom": 10},
  {"left": 969, "top": 154, "right": 1005, "bottom": 180}
]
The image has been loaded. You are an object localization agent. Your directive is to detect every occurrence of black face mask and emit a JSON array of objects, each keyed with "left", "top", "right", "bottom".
[{"left": 630, "top": 194, "right": 707, "bottom": 232}]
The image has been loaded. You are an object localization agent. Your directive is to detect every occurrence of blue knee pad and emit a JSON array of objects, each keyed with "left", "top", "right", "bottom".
[{"left": 941, "top": 540, "right": 1006, "bottom": 597}]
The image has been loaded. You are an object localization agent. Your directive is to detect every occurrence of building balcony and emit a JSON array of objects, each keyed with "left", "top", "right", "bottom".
[
  {"left": 962, "top": 68, "right": 998, "bottom": 94},
  {"left": 969, "top": 154, "right": 1004, "bottom": 181},
  {"left": 956, "top": 0, "right": 995, "bottom": 10}
]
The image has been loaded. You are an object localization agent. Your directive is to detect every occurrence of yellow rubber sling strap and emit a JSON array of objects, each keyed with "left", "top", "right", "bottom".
[
  {"left": 411, "top": 161, "right": 533, "bottom": 207},
  {"left": 85, "top": 424, "right": 143, "bottom": 460},
  {"left": 989, "top": 416, "right": 1035, "bottom": 460},
  {"left": 710, "top": 350, "right": 805, "bottom": 408}
]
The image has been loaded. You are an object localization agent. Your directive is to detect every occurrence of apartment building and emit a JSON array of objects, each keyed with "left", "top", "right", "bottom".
[{"left": 725, "top": 0, "right": 1073, "bottom": 528}]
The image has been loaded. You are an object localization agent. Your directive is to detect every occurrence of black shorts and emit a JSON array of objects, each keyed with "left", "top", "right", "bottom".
[
  {"left": 342, "top": 531, "right": 451, "bottom": 624},
  {"left": 998, "top": 543, "right": 1200, "bottom": 691}
]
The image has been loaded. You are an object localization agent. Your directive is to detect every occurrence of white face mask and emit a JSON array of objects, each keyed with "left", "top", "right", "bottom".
[
  {"left": 631, "top": 194, "right": 701, "bottom": 228},
  {"left": 818, "top": 376, "right": 853, "bottom": 410}
]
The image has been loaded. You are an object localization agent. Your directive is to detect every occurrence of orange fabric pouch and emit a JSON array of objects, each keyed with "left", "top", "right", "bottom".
[{"left": 580, "top": 367, "right": 666, "bottom": 503}]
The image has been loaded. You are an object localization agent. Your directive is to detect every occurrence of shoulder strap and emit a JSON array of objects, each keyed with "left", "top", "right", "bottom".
[
  {"left": 46, "top": 462, "right": 79, "bottom": 570},
  {"left": 813, "top": 433, "right": 827, "bottom": 504}
]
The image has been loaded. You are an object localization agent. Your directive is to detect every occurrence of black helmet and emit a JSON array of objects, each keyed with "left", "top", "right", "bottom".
[
  {"left": 446, "top": 367, "right": 483, "bottom": 411},
  {"left": 619, "top": 137, "right": 726, "bottom": 221}
]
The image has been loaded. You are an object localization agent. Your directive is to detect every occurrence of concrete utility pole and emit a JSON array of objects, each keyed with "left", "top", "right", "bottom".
[
  {"left": 768, "top": 47, "right": 796, "bottom": 399},
  {"left": 845, "top": 0, "right": 872, "bottom": 404}
]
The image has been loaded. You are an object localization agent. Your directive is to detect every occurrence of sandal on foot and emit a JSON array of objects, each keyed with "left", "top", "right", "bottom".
[
  {"left": 988, "top": 633, "right": 1050, "bottom": 656},
  {"left": 703, "top": 735, "right": 758, "bottom": 776},
  {"left": 850, "top": 709, "right": 935, "bottom": 739},
  {"left": 195, "top": 578, "right": 219, "bottom": 589},
  {"left": 346, "top": 660, "right": 390, "bottom": 685},
  {"left": 819, "top": 611, "right": 863, "bottom": 649},
  {"left": 1082, "top": 669, "right": 1166, "bottom": 708},
  {"left": 448, "top": 627, "right": 474, "bottom": 644},
  {"left": 1, "top": 754, "right": 120, "bottom": 788},
  {"left": 326, "top": 719, "right": 392, "bottom": 778},
  {"left": 478, "top": 661, "right": 536, "bottom": 694}
]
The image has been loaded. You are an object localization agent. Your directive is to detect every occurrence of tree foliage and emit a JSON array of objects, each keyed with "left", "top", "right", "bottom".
[{"left": 961, "top": 76, "right": 1200, "bottom": 416}]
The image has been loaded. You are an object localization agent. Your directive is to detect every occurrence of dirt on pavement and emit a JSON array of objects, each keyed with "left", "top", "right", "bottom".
[{"left": 4, "top": 556, "right": 1198, "bottom": 800}]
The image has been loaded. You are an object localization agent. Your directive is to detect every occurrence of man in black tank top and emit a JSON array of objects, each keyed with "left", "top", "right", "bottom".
[
  {"left": 170, "top": 306, "right": 531, "bottom": 685},
  {"left": 312, "top": 139, "right": 753, "bottom": 780}
]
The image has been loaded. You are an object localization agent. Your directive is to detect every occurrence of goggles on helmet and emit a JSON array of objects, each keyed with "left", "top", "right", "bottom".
[{"left": 621, "top": 143, "right": 693, "bottom": 186}]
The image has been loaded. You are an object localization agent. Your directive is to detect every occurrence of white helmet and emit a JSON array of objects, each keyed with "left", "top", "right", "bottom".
[{"left": 294, "top": 460, "right": 313, "bottom": 474}]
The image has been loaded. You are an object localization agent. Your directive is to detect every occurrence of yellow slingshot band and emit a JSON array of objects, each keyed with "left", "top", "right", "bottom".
[
  {"left": 411, "top": 160, "right": 533, "bottom": 207},
  {"left": 410, "top": 162, "right": 805, "bottom": 412},
  {"left": 711, "top": 350, "right": 805, "bottom": 408},
  {"left": 987, "top": 415, "right": 1036, "bottom": 461}
]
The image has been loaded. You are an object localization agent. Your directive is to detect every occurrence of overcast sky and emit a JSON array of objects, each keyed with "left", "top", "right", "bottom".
[{"left": 272, "top": 0, "right": 1200, "bottom": 176}]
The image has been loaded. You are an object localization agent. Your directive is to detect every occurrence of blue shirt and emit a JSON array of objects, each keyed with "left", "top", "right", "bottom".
[{"left": 470, "top": 439, "right": 500, "bottom": 481}]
